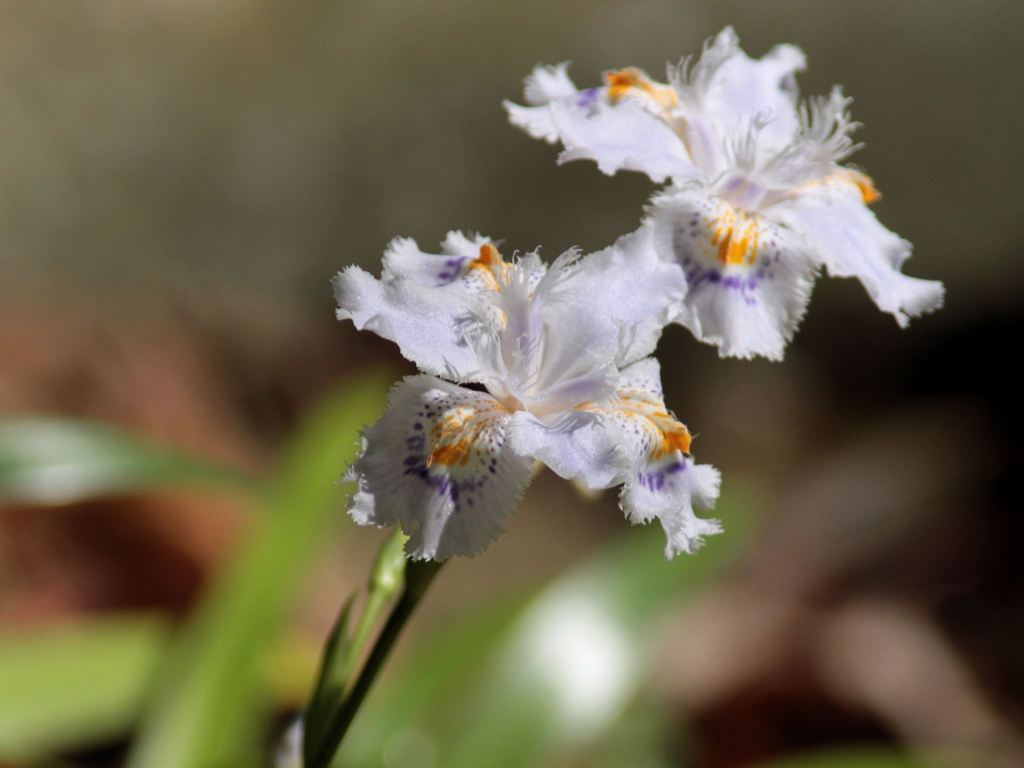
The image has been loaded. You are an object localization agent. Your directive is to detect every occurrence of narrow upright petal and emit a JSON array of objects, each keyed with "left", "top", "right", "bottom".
[
  {"left": 347, "top": 375, "right": 535, "bottom": 560},
  {"left": 683, "top": 27, "right": 806, "bottom": 152},
  {"left": 569, "top": 226, "right": 688, "bottom": 365}
]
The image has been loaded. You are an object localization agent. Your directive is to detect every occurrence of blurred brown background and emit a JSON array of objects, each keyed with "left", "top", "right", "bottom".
[{"left": 2, "top": 0, "right": 1023, "bottom": 765}]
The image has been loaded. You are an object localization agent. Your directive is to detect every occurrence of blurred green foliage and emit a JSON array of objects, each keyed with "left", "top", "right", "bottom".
[
  {"left": 335, "top": 484, "right": 756, "bottom": 768},
  {"left": 0, "top": 374, "right": 757, "bottom": 767},
  {"left": 0, "top": 417, "right": 260, "bottom": 505},
  {"left": 0, "top": 614, "right": 167, "bottom": 762},
  {"left": 0, "top": 385, "right": 979, "bottom": 768},
  {"left": 125, "top": 375, "right": 391, "bottom": 768}
]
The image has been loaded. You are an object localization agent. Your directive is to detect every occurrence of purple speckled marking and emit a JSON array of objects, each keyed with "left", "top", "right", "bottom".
[
  {"left": 637, "top": 459, "right": 686, "bottom": 492},
  {"left": 398, "top": 399, "right": 506, "bottom": 512},
  {"left": 672, "top": 224, "right": 784, "bottom": 307},
  {"left": 575, "top": 88, "right": 601, "bottom": 109},
  {"left": 434, "top": 256, "right": 469, "bottom": 287}
]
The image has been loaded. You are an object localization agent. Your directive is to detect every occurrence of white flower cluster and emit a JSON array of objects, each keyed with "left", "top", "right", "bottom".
[{"left": 335, "top": 29, "right": 943, "bottom": 561}]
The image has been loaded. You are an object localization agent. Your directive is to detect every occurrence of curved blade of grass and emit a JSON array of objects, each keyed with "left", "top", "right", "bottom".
[
  {"left": 336, "top": 481, "right": 757, "bottom": 768},
  {"left": 0, "top": 416, "right": 260, "bottom": 504},
  {"left": 125, "top": 374, "right": 391, "bottom": 768}
]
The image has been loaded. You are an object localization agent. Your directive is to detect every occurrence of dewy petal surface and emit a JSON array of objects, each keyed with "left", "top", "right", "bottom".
[
  {"left": 334, "top": 265, "right": 482, "bottom": 382},
  {"left": 347, "top": 375, "right": 535, "bottom": 560},
  {"left": 550, "top": 99, "right": 700, "bottom": 183},
  {"left": 647, "top": 188, "right": 817, "bottom": 360},
  {"left": 771, "top": 175, "right": 945, "bottom": 326}
]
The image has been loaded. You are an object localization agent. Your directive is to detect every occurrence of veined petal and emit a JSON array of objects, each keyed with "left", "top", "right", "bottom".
[
  {"left": 771, "top": 174, "right": 944, "bottom": 326},
  {"left": 551, "top": 99, "right": 700, "bottom": 183},
  {"left": 347, "top": 375, "right": 536, "bottom": 560},
  {"left": 648, "top": 188, "right": 817, "bottom": 360},
  {"left": 477, "top": 238, "right": 683, "bottom": 413},
  {"left": 682, "top": 27, "right": 806, "bottom": 153},
  {"left": 568, "top": 226, "right": 688, "bottom": 366},
  {"left": 337, "top": 238, "right": 542, "bottom": 382},
  {"left": 334, "top": 265, "right": 481, "bottom": 381},
  {"left": 578, "top": 357, "right": 721, "bottom": 558},
  {"left": 506, "top": 408, "right": 624, "bottom": 491}
]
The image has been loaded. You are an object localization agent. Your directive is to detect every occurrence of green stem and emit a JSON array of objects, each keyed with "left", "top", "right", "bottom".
[
  {"left": 304, "top": 560, "right": 443, "bottom": 768},
  {"left": 338, "top": 589, "right": 389, "bottom": 683}
]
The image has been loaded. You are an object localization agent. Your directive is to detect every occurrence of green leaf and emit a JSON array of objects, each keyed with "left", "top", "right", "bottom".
[
  {"left": 124, "top": 374, "right": 392, "bottom": 768},
  {"left": 0, "top": 614, "right": 169, "bottom": 762},
  {"left": 336, "top": 481, "right": 758, "bottom": 768},
  {"left": 0, "top": 417, "right": 259, "bottom": 504},
  {"left": 304, "top": 527, "right": 409, "bottom": 766},
  {"left": 305, "top": 595, "right": 357, "bottom": 759}
]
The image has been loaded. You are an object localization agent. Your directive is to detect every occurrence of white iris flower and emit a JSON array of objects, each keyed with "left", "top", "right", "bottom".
[
  {"left": 506, "top": 27, "right": 944, "bottom": 359},
  {"left": 335, "top": 232, "right": 720, "bottom": 560}
]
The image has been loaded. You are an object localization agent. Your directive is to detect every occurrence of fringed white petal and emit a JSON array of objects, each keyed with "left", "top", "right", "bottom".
[
  {"left": 569, "top": 226, "right": 688, "bottom": 366},
  {"left": 551, "top": 99, "right": 699, "bottom": 183},
  {"left": 579, "top": 358, "right": 722, "bottom": 558},
  {"left": 647, "top": 189, "right": 817, "bottom": 360},
  {"left": 771, "top": 176, "right": 944, "bottom": 326},
  {"left": 505, "top": 102, "right": 562, "bottom": 145},
  {"left": 523, "top": 62, "right": 578, "bottom": 105},
  {"left": 333, "top": 266, "right": 482, "bottom": 381},
  {"left": 504, "top": 64, "right": 587, "bottom": 144},
  {"left": 621, "top": 458, "right": 722, "bottom": 558},
  {"left": 347, "top": 376, "right": 535, "bottom": 560}
]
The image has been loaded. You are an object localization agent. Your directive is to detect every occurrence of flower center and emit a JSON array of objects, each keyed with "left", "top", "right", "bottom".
[{"left": 708, "top": 204, "right": 761, "bottom": 267}]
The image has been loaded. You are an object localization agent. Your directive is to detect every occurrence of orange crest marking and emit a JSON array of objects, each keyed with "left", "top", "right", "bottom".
[
  {"left": 604, "top": 68, "right": 678, "bottom": 108},
  {"left": 585, "top": 387, "right": 692, "bottom": 460},
  {"left": 709, "top": 207, "right": 761, "bottom": 266},
  {"left": 843, "top": 169, "right": 881, "bottom": 204},
  {"left": 427, "top": 401, "right": 508, "bottom": 468},
  {"left": 467, "top": 243, "right": 512, "bottom": 291},
  {"left": 622, "top": 389, "right": 692, "bottom": 459}
]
